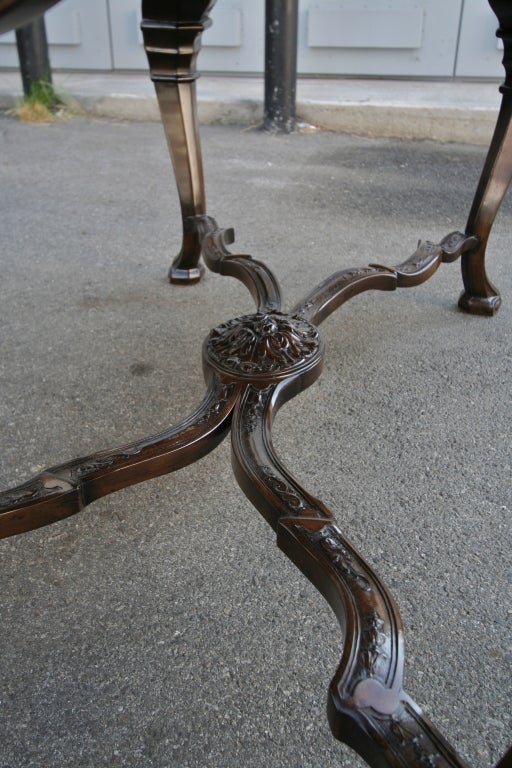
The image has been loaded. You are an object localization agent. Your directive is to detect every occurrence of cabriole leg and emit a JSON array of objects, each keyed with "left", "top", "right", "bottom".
[
  {"left": 141, "top": 1, "right": 216, "bottom": 284},
  {"left": 459, "top": 1, "right": 512, "bottom": 315}
]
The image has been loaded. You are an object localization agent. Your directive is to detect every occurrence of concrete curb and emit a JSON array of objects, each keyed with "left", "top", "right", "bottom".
[
  {"left": 0, "top": 71, "right": 502, "bottom": 144},
  {"left": 298, "top": 103, "right": 499, "bottom": 144}
]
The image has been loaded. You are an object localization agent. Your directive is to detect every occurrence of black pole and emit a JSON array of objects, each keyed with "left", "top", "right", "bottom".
[
  {"left": 15, "top": 15, "right": 52, "bottom": 96},
  {"left": 264, "top": 0, "right": 298, "bottom": 133}
]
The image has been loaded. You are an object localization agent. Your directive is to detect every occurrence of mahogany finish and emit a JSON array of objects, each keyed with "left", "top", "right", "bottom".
[
  {"left": 0, "top": 0, "right": 58, "bottom": 33},
  {"left": 459, "top": 0, "right": 512, "bottom": 314},
  {"left": 140, "top": 1, "right": 215, "bottom": 283},
  {"left": 0, "top": 2, "right": 510, "bottom": 767}
]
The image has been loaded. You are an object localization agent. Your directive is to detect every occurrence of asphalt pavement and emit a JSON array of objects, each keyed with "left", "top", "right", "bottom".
[{"left": 0, "top": 114, "right": 510, "bottom": 768}]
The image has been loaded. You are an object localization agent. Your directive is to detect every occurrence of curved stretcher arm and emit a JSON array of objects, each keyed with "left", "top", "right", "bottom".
[
  {"left": 0, "top": 377, "right": 240, "bottom": 539},
  {"left": 231, "top": 380, "right": 472, "bottom": 768},
  {"left": 292, "top": 232, "right": 478, "bottom": 325},
  {"left": 195, "top": 215, "right": 283, "bottom": 313}
]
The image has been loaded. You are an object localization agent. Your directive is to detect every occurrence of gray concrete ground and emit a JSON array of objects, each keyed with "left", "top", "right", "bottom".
[
  {"left": 0, "top": 115, "right": 511, "bottom": 768},
  {"left": 0, "top": 71, "right": 505, "bottom": 144}
]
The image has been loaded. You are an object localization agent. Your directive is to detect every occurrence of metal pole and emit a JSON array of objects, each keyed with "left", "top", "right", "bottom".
[
  {"left": 264, "top": 0, "right": 298, "bottom": 133},
  {"left": 15, "top": 15, "right": 52, "bottom": 96}
]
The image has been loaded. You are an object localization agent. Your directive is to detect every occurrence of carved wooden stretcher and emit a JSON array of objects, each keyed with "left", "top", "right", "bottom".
[{"left": 0, "top": 2, "right": 511, "bottom": 767}]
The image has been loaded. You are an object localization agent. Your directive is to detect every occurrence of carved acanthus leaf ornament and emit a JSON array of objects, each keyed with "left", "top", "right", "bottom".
[{"left": 204, "top": 311, "right": 323, "bottom": 382}]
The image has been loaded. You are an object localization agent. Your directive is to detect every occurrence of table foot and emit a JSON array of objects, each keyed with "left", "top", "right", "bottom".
[
  {"left": 459, "top": 40, "right": 512, "bottom": 314},
  {"left": 168, "top": 261, "right": 205, "bottom": 285},
  {"left": 458, "top": 289, "right": 502, "bottom": 316}
]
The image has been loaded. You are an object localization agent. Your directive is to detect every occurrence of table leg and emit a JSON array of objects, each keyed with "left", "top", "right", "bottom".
[
  {"left": 459, "top": 1, "right": 512, "bottom": 315},
  {"left": 141, "top": 1, "right": 217, "bottom": 284}
]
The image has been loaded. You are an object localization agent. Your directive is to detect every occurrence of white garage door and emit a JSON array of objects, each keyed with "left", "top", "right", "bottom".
[{"left": 0, "top": 0, "right": 504, "bottom": 79}]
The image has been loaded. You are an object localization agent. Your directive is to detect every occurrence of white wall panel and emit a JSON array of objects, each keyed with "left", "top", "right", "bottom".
[
  {"left": 298, "top": 1, "right": 462, "bottom": 77},
  {"left": 307, "top": 8, "right": 424, "bottom": 50},
  {"left": 109, "top": 0, "right": 264, "bottom": 73},
  {"left": 0, "top": 0, "right": 504, "bottom": 79},
  {"left": 455, "top": 0, "right": 503, "bottom": 79}
]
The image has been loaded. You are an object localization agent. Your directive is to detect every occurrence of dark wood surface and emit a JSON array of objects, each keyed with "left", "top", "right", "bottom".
[
  {"left": 0, "top": 0, "right": 58, "bottom": 33},
  {"left": 0, "top": 2, "right": 510, "bottom": 767},
  {"left": 489, "top": 0, "right": 512, "bottom": 94}
]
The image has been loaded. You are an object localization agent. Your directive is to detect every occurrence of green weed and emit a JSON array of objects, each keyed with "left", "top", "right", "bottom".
[{"left": 16, "top": 78, "right": 67, "bottom": 122}]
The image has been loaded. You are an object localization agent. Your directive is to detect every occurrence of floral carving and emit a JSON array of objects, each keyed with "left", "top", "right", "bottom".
[
  {"left": 361, "top": 609, "right": 388, "bottom": 676},
  {"left": 114, "top": 384, "right": 236, "bottom": 458},
  {"left": 0, "top": 477, "right": 62, "bottom": 510},
  {"left": 259, "top": 465, "right": 309, "bottom": 514},
  {"left": 387, "top": 712, "right": 440, "bottom": 768},
  {"left": 297, "top": 267, "right": 381, "bottom": 317},
  {"left": 242, "top": 386, "right": 274, "bottom": 433},
  {"left": 68, "top": 456, "right": 116, "bottom": 482},
  {"left": 303, "top": 523, "right": 372, "bottom": 592},
  {"left": 396, "top": 242, "right": 440, "bottom": 274},
  {"left": 205, "top": 312, "right": 322, "bottom": 381}
]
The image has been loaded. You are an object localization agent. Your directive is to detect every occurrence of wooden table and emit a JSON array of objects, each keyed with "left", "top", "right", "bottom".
[{"left": 0, "top": 2, "right": 511, "bottom": 767}]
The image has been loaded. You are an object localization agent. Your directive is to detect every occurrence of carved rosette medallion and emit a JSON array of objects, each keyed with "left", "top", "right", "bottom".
[{"left": 204, "top": 312, "right": 323, "bottom": 382}]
